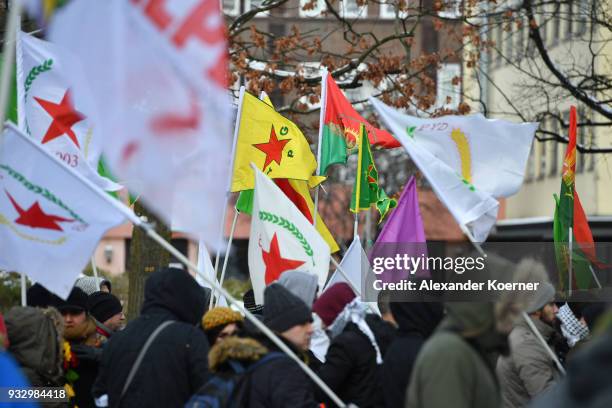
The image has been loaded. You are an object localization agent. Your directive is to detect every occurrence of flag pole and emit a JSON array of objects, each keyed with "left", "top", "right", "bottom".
[
  {"left": 140, "top": 223, "right": 347, "bottom": 408},
  {"left": 353, "top": 213, "right": 359, "bottom": 239},
  {"left": 212, "top": 86, "right": 245, "bottom": 294},
  {"left": 330, "top": 256, "right": 378, "bottom": 315},
  {"left": 212, "top": 208, "right": 239, "bottom": 307},
  {"left": 459, "top": 224, "right": 487, "bottom": 258},
  {"left": 13, "top": 8, "right": 26, "bottom": 306},
  {"left": 313, "top": 68, "right": 328, "bottom": 229},
  {"left": 0, "top": 0, "right": 21, "bottom": 139},
  {"left": 522, "top": 312, "right": 566, "bottom": 375},
  {"left": 589, "top": 265, "right": 602, "bottom": 289},
  {"left": 20, "top": 273, "right": 26, "bottom": 306},
  {"left": 568, "top": 226, "right": 573, "bottom": 297}
]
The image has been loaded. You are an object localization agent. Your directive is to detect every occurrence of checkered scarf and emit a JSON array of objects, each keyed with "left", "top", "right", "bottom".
[{"left": 558, "top": 303, "right": 589, "bottom": 347}]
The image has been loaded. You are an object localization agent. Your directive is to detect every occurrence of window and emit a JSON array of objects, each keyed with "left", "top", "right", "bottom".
[
  {"left": 549, "top": 118, "right": 559, "bottom": 176},
  {"left": 340, "top": 0, "right": 367, "bottom": 18},
  {"left": 495, "top": 22, "right": 504, "bottom": 65},
  {"left": 575, "top": 0, "right": 588, "bottom": 36},
  {"left": 436, "top": 63, "right": 461, "bottom": 109},
  {"left": 380, "top": 0, "right": 408, "bottom": 19},
  {"left": 564, "top": 1, "right": 573, "bottom": 39},
  {"left": 538, "top": 140, "right": 547, "bottom": 179},
  {"left": 245, "top": 0, "right": 270, "bottom": 16},
  {"left": 504, "top": 28, "right": 513, "bottom": 62},
  {"left": 526, "top": 144, "right": 535, "bottom": 182},
  {"left": 438, "top": 0, "right": 461, "bottom": 18},
  {"left": 576, "top": 108, "right": 586, "bottom": 174},
  {"left": 300, "top": 0, "right": 326, "bottom": 17},
  {"left": 221, "top": 0, "right": 240, "bottom": 16},
  {"left": 552, "top": 3, "right": 561, "bottom": 43}
]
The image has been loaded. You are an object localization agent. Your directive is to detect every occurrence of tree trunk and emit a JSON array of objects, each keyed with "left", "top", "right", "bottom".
[{"left": 126, "top": 202, "right": 171, "bottom": 321}]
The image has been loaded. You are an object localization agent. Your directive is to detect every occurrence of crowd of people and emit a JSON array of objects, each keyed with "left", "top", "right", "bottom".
[{"left": 1, "top": 264, "right": 611, "bottom": 408}]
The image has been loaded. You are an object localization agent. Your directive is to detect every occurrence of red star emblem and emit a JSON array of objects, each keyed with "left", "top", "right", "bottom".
[
  {"left": 262, "top": 233, "right": 305, "bottom": 284},
  {"left": 5, "top": 190, "right": 74, "bottom": 231},
  {"left": 34, "top": 89, "right": 85, "bottom": 148},
  {"left": 253, "top": 125, "right": 291, "bottom": 170}
]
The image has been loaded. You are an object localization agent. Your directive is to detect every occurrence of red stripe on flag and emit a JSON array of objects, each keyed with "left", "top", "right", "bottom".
[{"left": 274, "top": 179, "right": 314, "bottom": 224}]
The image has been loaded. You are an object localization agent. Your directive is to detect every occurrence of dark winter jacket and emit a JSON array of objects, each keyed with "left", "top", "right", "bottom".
[
  {"left": 382, "top": 302, "right": 443, "bottom": 408},
  {"left": 529, "top": 328, "right": 612, "bottom": 408},
  {"left": 406, "top": 302, "right": 507, "bottom": 408},
  {"left": 318, "top": 313, "right": 396, "bottom": 407},
  {"left": 93, "top": 267, "right": 211, "bottom": 408},
  {"left": 245, "top": 335, "right": 320, "bottom": 408},
  {"left": 5, "top": 307, "right": 64, "bottom": 389}
]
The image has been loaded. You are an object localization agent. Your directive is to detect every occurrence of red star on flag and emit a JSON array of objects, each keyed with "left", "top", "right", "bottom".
[
  {"left": 5, "top": 190, "right": 74, "bottom": 231},
  {"left": 34, "top": 89, "right": 85, "bottom": 148},
  {"left": 253, "top": 125, "right": 291, "bottom": 170},
  {"left": 262, "top": 233, "right": 305, "bottom": 284}
]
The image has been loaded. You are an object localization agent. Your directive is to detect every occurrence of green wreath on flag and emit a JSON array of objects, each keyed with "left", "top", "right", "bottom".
[{"left": 258, "top": 210, "right": 315, "bottom": 264}]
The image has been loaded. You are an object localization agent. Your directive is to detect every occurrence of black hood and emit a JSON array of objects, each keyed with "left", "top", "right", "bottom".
[
  {"left": 390, "top": 301, "right": 444, "bottom": 338},
  {"left": 141, "top": 267, "right": 210, "bottom": 325}
]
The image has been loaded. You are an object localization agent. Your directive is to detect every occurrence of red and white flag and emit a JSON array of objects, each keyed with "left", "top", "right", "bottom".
[
  {"left": 248, "top": 167, "right": 330, "bottom": 304},
  {"left": 49, "top": 0, "right": 232, "bottom": 246},
  {"left": 16, "top": 31, "right": 120, "bottom": 191},
  {"left": 0, "top": 124, "right": 128, "bottom": 298}
]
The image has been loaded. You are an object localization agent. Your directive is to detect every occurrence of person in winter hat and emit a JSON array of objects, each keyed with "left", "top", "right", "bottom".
[
  {"left": 496, "top": 260, "right": 562, "bottom": 408},
  {"left": 5, "top": 306, "right": 65, "bottom": 397},
  {"left": 529, "top": 306, "right": 612, "bottom": 408},
  {"left": 0, "top": 313, "right": 39, "bottom": 408},
  {"left": 88, "top": 291, "right": 125, "bottom": 337},
  {"left": 93, "top": 267, "right": 211, "bottom": 408},
  {"left": 235, "top": 283, "right": 319, "bottom": 407},
  {"left": 75, "top": 276, "right": 111, "bottom": 295},
  {"left": 381, "top": 301, "right": 443, "bottom": 408},
  {"left": 201, "top": 307, "right": 243, "bottom": 345},
  {"left": 314, "top": 282, "right": 395, "bottom": 407},
  {"left": 406, "top": 255, "right": 535, "bottom": 408},
  {"left": 243, "top": 289, "right": 264, "bottom": 316},
  {"left": 49, "top": 286, "right": 103, "bottom": 408},
  {"left": 278, "top": 270, "right": 329, "bottom": 364}
]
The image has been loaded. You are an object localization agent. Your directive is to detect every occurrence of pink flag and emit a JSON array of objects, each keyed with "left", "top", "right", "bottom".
[{"left": 369, "top": 176, "right": 428, "bottom": 281}]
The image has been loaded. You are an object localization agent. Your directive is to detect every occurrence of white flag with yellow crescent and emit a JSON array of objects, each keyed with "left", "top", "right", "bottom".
[{"left": 371, "top": 98, "right": 537, "bottom": 241}]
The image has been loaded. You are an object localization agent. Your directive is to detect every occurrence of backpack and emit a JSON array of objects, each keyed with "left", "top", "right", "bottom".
[{"left": 184, "top": 351, "right": 289, "bottom": 408}]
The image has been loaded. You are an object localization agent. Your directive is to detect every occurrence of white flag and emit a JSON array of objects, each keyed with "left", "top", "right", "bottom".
[
  {"left": 371, "top": 98, "right": 537, "bottom": 241},
  {"left": 16, "top": 32, "right": 120, "bottom": 192},
  {"left": 324, "top": 236, "right": 368, "bottom": 297},
  {"left": 49, "top": 0, "right": 232, "bottom": 247},
  {"left": 249, "top": 167, "right": 330, "bottom": 304},
  {"left": 0, "top": 124, "right": 128, "bottom": 298}
]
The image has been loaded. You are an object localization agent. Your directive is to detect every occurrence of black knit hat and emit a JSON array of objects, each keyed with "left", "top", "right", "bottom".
[
  {"left": 263, "top": 283, "right": 312, "bottom": 333},
  {"left": 243, "top": 289, "right": 264, "bottom": 315},
  {"left": 52, "top": 287, "right": 89, "bottom": 314},
  {"left": 88, "top": 292, "right": 122, "bottom": 323}
]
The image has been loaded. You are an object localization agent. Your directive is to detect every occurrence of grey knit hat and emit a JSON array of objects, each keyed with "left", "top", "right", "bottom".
[
  {"left": 526, "top": 282, "right": 556, "bottom": 313},
  {"left": 277, "top": 270, "right": 318, "bottom": 308},
  {"left": 264, "top": 283, "right": 312, "bottom": 333}
]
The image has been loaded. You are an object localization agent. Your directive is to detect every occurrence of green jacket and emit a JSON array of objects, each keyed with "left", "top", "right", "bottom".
[{"left": 405, "top": 303, "right": 504, "bottom": 408}]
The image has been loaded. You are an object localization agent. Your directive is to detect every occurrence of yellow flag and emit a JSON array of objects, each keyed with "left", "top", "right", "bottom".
[{"left": 231, "top": 92, "right": 318, "bottom": 192}]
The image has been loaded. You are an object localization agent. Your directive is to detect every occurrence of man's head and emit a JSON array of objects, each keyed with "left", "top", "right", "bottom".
[
  {"left": 531, "top": 302, "right": 559, "bottom": 325},
  {"left": 264, "top": 283, "right": 313, "bottom": 351},
  {"left": 54, "top": 287, "right": 89, "bottom": 329},
  {"left": 202, "top": 307, "right": 244, "bottom": 345},
  {"left": 277, "top": 270, "right": 318, "bottom": 308},
  {"left": 526, "top": 282, "right": 557, "bottom": 325},
  {"left": 88, "top": 291, "right": 124, "bottom": 332}
]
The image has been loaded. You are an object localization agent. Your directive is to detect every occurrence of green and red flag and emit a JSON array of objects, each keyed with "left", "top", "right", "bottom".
[
  {"left": 318, "top": 71, "right": 399, "bottom": 175},
  {"left": 553, "top": 106, "right": 605, "bottom": 292},
  {"left": 350, "top": 125, "right": 396, "bottom": 222}
]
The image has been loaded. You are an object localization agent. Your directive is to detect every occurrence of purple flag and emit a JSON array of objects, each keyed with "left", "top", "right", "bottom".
[{"left": 369, "top": 176, "right": 428, "bottom": 281}]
